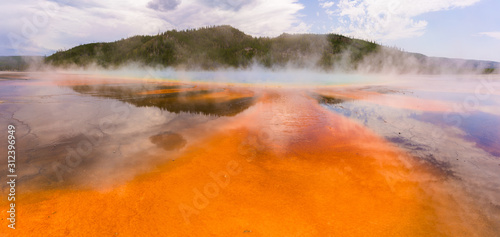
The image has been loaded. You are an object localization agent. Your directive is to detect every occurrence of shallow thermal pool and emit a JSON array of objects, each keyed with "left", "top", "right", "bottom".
[{"left": 0, "top": 71, "right": 499, "bottom": 236}]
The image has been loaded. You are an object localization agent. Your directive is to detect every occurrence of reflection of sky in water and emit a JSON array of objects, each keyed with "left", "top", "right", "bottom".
[
  {"left": 414, "top": 111, "right": 500, "bottom": 157},
  {"left": 0, "top": 79, "right": 243, "bottom": 191},
  {"left": 410, "top": 89, "right": 500, "bottom": 106},
  {"left": 321, "top": 83, "right": 500, "bottom": 212}
]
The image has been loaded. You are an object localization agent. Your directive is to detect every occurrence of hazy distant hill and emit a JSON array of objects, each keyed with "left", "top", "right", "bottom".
[
  {"left": 0, "top": 56, "right": 45, "bottom": 71},
  {"left": 44, "top": 25, "right": 498, "bottom": 74}
]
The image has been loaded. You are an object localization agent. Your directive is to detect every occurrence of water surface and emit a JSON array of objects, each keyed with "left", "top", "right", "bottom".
[{"left": 0, "top": 72, "right": 499, "bottom": 236}]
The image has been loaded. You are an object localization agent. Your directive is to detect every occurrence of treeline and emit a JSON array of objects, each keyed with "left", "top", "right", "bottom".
[{"left": 45, "top": 25, "right": 379, "bottom": 70}]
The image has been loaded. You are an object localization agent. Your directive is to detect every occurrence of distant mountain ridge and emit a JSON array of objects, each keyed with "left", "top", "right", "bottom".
[
  {"left": 0, "top": 56, "right": 45, "bottom": 71},
  {"left": 4, "top": 26, "right": 499, "bottom": 73}
]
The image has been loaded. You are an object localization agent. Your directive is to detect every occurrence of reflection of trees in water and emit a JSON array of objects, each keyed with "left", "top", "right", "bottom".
[
  {"left": 314, "top": 94, "right": 344, "bottom": 105},
  {"left": 71, "top": 83, "right": 255, "bottom": 116}
]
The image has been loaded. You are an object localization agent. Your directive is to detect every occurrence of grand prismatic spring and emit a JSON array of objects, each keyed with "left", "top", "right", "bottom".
[{"left": 0, "top": 71, "right": 499, "bottom": 236}]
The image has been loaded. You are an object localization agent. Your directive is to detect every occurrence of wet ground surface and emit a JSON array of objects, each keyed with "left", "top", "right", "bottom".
[{"left": 0, "top": 72, "right": 499, "bottom": 236}]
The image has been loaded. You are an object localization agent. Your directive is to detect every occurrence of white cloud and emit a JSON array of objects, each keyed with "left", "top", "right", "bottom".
[
  {"left": 320, "top": 1, "right": 335, "bottom": 8},
  {"left": 159, "top": 0, "right": 309, "bottom": 37},
  {"left": 479, "top": 32, "right": 500, "bottom": 40},
  {"left": 322, "top": 0, "right": 481, "bottom": 41},
  {"left": 0, "top": 0, "right": 308, "bottom": 55}
]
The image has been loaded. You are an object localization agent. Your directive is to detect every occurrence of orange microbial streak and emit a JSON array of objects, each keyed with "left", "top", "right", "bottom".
[
  {"left": 2, "top": 90, "right": 491, "bottom": 236},
  {"left": 187, "top": 88, "right": 255, "bottom": 101},
  {"left": 138, "top": 87, "right": 254, "bottom": 102}
]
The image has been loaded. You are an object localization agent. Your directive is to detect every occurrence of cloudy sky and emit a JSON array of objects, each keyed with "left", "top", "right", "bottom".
[{"left": 2, "top": 0, "right": 500, "bottom": 61}]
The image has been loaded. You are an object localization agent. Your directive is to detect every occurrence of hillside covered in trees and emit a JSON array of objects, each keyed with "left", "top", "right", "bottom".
[{"left": 45, "top": 25, "right": 498, "bottom": 73}]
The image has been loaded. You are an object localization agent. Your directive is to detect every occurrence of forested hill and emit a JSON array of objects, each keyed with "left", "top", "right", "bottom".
[{"left": 45, "top": 25, "right": 498, "bottom": 73}]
